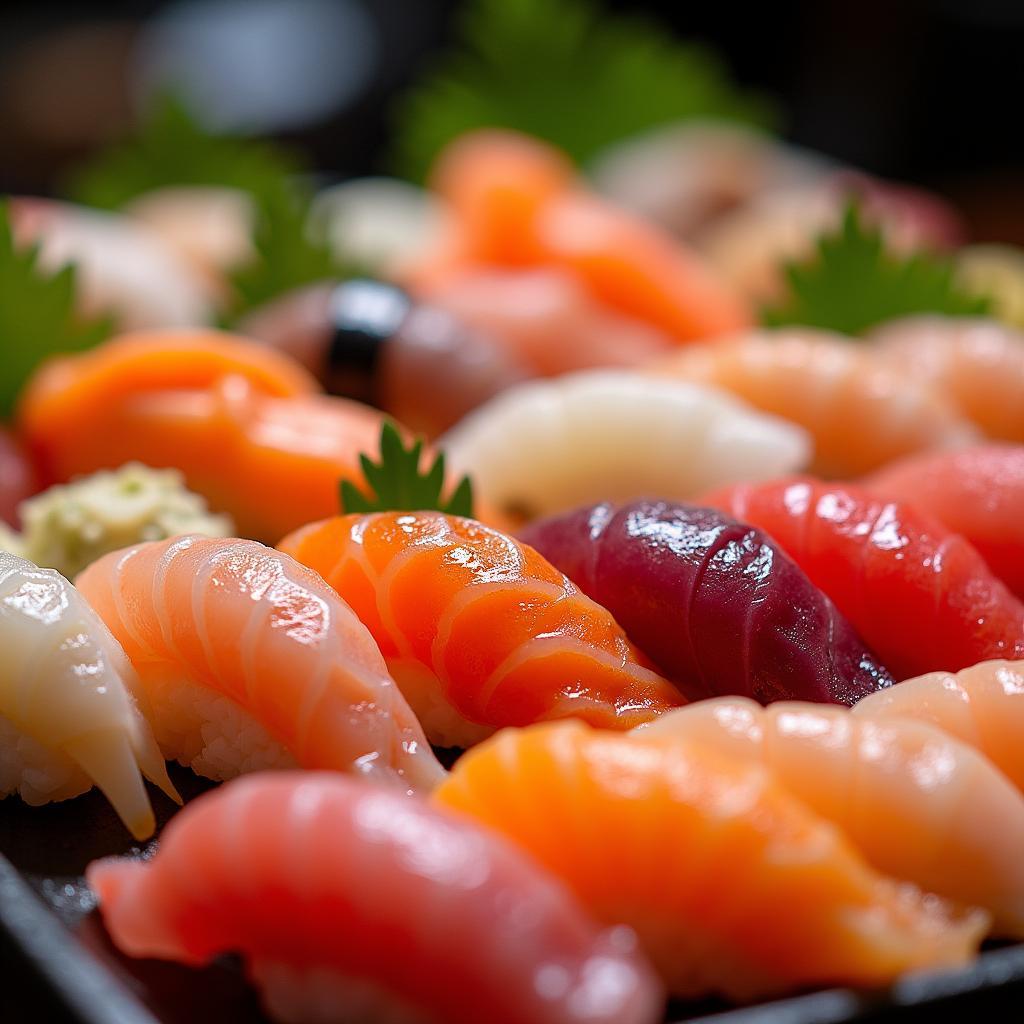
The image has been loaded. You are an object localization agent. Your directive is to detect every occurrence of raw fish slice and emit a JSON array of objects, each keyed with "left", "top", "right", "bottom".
[
  {"left": 435, "top": 721, "right": 985, "bottom": 1001},
  {"left": 18, "top": 331, "right": 392, "bottom": 542},
  {"left": 408, "top": 129, "right": 752, "bottom": 342},
  {"left": 439, "top": 371, "right": 810, "bottom": 522},
  {"left": 76, "top": 536, "right": 444, "bottom": 794},
  {"left": 9, "top": 196, "right": 213, "bottom": 329},
  {"left": 0, "top": 551, "right": 177, "bottom": 838},
  {"left": 871, "top": 316, "right": 1024, "bottom": 441},
  {"left": 88, "top": 772, "right": 663, "bottom": 1024},
  {"left": 704, "top": 477, "right": 1024, "bottom": 680},
  {"left": 521, "top": 501, "right": 892, "bottom": 705},
  {"left": 652, "top": 329, "right": 975, "bottom": 476},
  {"left": 279, "top": 512, "right": 681, "bottom": 748},
  {"left": 855, "top": 659, "right": 1024, "bottom": 793},
  {"left": 639, "top": 698, "right": 1024, "bottom": 935},
  {"left": 864, "top": 444, "right": 1024, "bottom": 597}
]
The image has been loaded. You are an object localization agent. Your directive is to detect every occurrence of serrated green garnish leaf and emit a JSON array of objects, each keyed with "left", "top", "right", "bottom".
[
  {"left": 0, "top": 200, "right": 113, "bottom": 418},
  {"left": 391, "top": 0, "right": 775, "bottom": 181},
  {"left": 66, "top": 93, "right": 301, "bottom": 212},
  {"left": 222, "top": 182, "right": 351, "bottom": 323},
  {"left": 340, "top": 421, "right": 475, "bottom": 517},
  {"left": 761, "top": 201, "right": 992, "bottom": 335}
]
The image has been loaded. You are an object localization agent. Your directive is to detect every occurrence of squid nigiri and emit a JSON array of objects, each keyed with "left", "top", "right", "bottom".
[
  {"left": 651, "top": 330, "right": 975, "bottom": 477},
  {"left": 865, "top": 445, "right": 1024, "bottom": 598},
  {"left": 9, "top": 197, "right": 213, "bottom": 329},
  {"left": 407, "top": 130, "right": 753, "bottom": 342},
  {"left": 17, "top": 330, "right": 390, "bottom": 541},
  {"left": 704, "top": 477, "right": 1024, "bottom": 680},
  {"left": 439, "top": 371, "right": 810, "bottom": 522},
  {"left": 278, "top": 512, "right": 682, "bottom": 748},
  {"left": 434, "top": 721, "right": 984, "bottom": 1000},
  {"left": 75, "top": 535, "right": 445, "bottom": 793},
  {"left": 855, "top": 659, "right": 1024, "bottom": 794},
  {"left": 88, "top": 772, "right": 664, "bottom": 1024},
  {"left": 871, "top": 317, "right": 1024, "bottom": 441},
  {"left": 0, "top": 550, "right": 177, "bottom": 838},
  {"left": 521, "top": 500, "right": 892, "bottom": 705},
  {"left": 639, "top": 698, "right": 1024, "bottom": 935}
]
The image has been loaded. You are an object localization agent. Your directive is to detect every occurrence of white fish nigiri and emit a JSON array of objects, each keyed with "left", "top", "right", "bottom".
[
  {"left": 439, "top": 370, "right": 810, "bottom": 520},
  {"left": 0, "top": 551, "right": 177, "bottom": 838},
  {"left": 638, "top": 697, "right": 1024, "bottom": 935}
]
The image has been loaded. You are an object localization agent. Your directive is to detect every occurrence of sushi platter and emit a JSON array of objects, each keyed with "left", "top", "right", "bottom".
[{"left": 4, "top": 0, "right": 1024, "bottom": 1020}]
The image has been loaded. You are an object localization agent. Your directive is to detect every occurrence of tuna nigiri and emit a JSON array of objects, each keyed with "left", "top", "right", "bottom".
[
  {"left": 639, "top": 698, "right": 1024, "bottom": 935},
  {"left": 88, "top": 772, "right": 664, "bottom": 1024},
  {"left": 408, "top": 130, "right": 753, "bottom": 342},
  {"left": 871, "top": 317, "right": 1024, "bottom": 441},
  {"left": 521, "top": 500, "right": 892, "bottom": 705},
  {"left": 76, "top": 535, "right": 445, "bottom": 793},
  {"left": 865, "top": 445, "right": 1024, "bottom": 598},
  {"left": 652, "top": 330, "right": 975, "bottom": 477},
  {"left": 435, "top": 721, "right": 984, "bottom": 1000},
  {"left": 278, "top": 512, "right": 682, "bottom": 748},
  {"left": 0, "top": 551, "right": 177, "bottom": 838},
  {"left": 439, "top": 371, "right": 810, "bottom": 522},
  {"left": 855, "top": 659, "right": 1024, "bottom": 793},
  {"left": 0, "top": 427, "right": 37, "bottom": 527},
  {"left": 18, "top": 331, "right": 389, "bottom": 541},
  {"left": 705, "top": 478, "right": 1024, "bottom": 680}
]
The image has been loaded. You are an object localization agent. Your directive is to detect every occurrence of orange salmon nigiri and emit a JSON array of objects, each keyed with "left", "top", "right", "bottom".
[
  {"left": 855, "top": 659, "right": 1024, "bottom": 794},
  {"left": 434, "top": 722, "right": 985, "bottom": 1001},
  {"left": 408, "top": 130, "right": 752, "bottom": 343},
  {"left": 704, "top": 477, "right": 1024, "bottom": 680},
  {"left": 76, "top": 535, "right": 445, "bottom": 795},
  {"left": 652, "top": 330, "right": 975, "bottom": 477},
  {"left": 18, "top": 330, "right": 388, "bottom": 541},
  {"left": 279, "top": 512, "right": 682, "bottom": 748},
  {"left": 870, "top": 317, "right": 1024, "bottom": 441},
  {"left": 639, "top": 698, "right": 1024, "bottom": 935}
]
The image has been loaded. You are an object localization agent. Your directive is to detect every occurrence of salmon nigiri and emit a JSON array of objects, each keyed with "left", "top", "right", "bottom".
[
  {"left": 0, "top": 551, "right": 177, "bottom": 838},
  {"left": 871, "top": 317, "right": 1024, "bottom": 441},
  {"left": 76, "top": 535, "right": 444, "bottom": 793},
  {"left": 704, "top": 477, "right": 1024, "bottom": 680},
  {"left": 88, "top": 772, "right": 664, "bottom": 1024},
  {"left": 279, "top": 512, "right": 682, "bottom": 748},
  {"left": 521, "top": 500, "right": 892, "bottom": 705},
  {"left": 407, "top": 130, "right": 752, "bottom": 343},
  {"left": 865, "top": 445, "right": 1024, "bottom": 598},
  {"left": 639, "top": 698, "right": 1024, "bottom": 935},
  {"left": 855, "top": 659, "right": 1024, "bottom": 793},
  {"left": 18, "top": 330, "right": 388, "bottom": 541},
  {"left": 652, "top": 329, "right": 975, "bottom": 476},
  {"left": 435, "top": 721, "right": 984, "bottom": 1000}
]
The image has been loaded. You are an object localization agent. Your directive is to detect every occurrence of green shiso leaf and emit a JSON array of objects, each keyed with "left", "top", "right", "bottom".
[
  {"left": 762, "top": 200, "right": 992, "bottom": 335},
  {"left": 391, "top": 0, "right": 775, "bottom": 182},
  {"left": 0, "top": 200, "right": 113, "bottom": 418},
  {"left": 340, "top": 421, "right": 475, "bottom": 517}
]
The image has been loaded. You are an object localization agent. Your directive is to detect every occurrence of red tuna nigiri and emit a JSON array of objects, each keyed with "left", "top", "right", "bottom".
[
  {"left": 704, "top": 478, "right": 1024, "bottom": 680},
  {"left": 865, "top": 445, "right": 1024, "bottom": 598},
  {"left": 520, "top": 501, "right": 892, "bottom": 705},
  {"left": 88, "top": 772, "right": 664, "bottom": 1024}
]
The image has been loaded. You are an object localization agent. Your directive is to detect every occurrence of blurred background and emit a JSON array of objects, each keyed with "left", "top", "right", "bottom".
[{"left": 0, "top": 0, "right": 1021, "bottom": 241}]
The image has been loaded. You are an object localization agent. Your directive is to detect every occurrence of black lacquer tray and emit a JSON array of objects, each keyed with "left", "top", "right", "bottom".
[{"left": 3, "top": 765, "right": 1024, "bottom": 1024}]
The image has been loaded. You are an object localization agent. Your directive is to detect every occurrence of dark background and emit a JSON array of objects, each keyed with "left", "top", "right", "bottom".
[{"left": 1, "top": 0, "right": 1021, "bottom": 240}]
